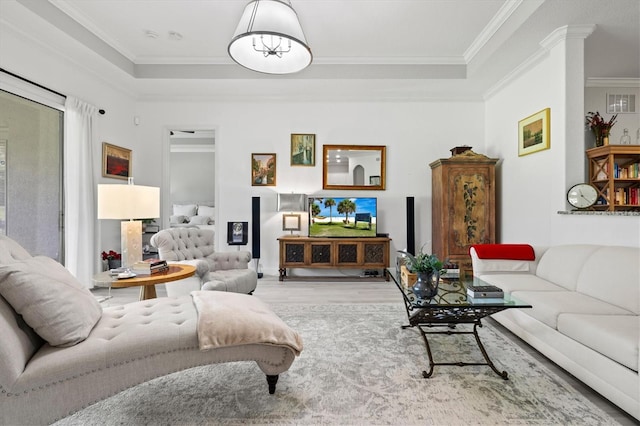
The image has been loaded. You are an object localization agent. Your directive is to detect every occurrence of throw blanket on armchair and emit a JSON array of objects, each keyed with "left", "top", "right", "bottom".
[
  {"left": 191, "top": 290, "right": 303, "bottom": 355},
  {"left": 470, "top": 244, "right": 535, "bottom": 260}
]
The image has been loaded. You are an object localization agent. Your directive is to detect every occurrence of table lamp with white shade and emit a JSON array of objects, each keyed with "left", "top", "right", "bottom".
[{"left": 97, "top": 178, "right": 160, "bottom": 268}]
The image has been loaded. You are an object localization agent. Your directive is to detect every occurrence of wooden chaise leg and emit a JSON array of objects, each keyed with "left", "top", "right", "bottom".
[{"left": 266, "top": 375, "right": 279, "bottom": 394}]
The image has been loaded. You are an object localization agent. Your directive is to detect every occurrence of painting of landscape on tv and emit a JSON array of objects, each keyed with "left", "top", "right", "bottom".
[{"left": 308, "top": 197, "right": 377, "bottom": 237}]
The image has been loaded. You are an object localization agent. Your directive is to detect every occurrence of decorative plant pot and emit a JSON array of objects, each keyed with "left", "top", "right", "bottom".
[
  {"left": 108, "top": 259, "right": 121, "bottom": 269},
  {"left": 412, "top": 270, "right": 440, "bottom": 299},
  {"left": 594, "top": 131, "right": 603, "bottom": 147}
]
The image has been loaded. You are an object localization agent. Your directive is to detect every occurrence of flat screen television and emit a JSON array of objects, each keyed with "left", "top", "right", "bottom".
[{"left": 308, "top": 196, "right": 377, "bottom": 238}]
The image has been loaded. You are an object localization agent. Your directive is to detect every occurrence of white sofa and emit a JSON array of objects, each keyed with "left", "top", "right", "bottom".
[
  {"left": 0, "top": 235, "right": 297, "bottom": 425},
  {"left": 470, "top": 244, "right": 639, "bottom": 420}
]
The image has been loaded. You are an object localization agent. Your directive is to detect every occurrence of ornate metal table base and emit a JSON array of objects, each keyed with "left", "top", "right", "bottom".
[
  {"left": 407, "top": 320, "right": 508, "bottom": 380},
  {"left": 390, "top": 273, "right": 530, "bottom": 380}
]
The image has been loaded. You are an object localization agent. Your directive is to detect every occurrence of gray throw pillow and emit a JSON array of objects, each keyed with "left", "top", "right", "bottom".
[
  {"left": 0, "top": 256, "right": 102, "bottom": 347},
  {"left": 170, "top": 214, "right": 188, "bottom": 224}
]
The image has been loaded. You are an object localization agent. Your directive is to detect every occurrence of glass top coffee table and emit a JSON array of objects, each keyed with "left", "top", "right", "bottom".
[{"left": 386, "top": 269, "right": 532, "bottom": 380}]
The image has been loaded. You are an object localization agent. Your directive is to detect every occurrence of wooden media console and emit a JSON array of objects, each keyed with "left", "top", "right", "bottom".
[{"left": 277, "top": 236, "right": 391, "bottom": 281}]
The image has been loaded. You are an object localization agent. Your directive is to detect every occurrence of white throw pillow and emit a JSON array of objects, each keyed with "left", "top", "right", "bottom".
[
  {"left": 0, "top": 256, "right": 102, "bottom": 347},
  {"left": 189, "top": 215, "right": 212, "bottom": 225},
  {"left": 173, "top": 204, "right": 197, "bottom": 217},
  {"left": 197, "top": 205, "right": 215, "bottom": 217}
]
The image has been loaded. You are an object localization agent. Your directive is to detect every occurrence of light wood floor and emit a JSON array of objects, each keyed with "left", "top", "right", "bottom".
[{"left": 91, "top": 274, "right": 637, "bottom": 425}]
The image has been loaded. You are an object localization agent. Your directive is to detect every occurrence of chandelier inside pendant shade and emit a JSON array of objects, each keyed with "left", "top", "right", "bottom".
[{"left": 228, "top": 0, "right": 312, "bottom": 74}]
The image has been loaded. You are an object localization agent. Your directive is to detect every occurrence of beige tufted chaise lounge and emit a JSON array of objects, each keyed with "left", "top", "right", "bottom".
[
  {"left": 0, "top": 235, "right": 296, "bottom": 425},
  {"left": 150, "top": 228, "right": 258, "bottom": 297}
]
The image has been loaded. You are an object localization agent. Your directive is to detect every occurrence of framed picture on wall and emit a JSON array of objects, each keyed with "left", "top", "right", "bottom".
[
  {"left": 290, "top": 134, "right": 315, "bottom": 166},
  {"left": 102, "top": 142, "right": 132, "bottom": 179},
  {"left": 227, "top": 221, "right": 248, "bottom": 245},
  {"left": 518, "top": 108, "right": 550, "bottom": 156},
  {"left": 251, "top": 153, "right": 276, "bottom": 186},
  {"left": 282, "top": 213, "right": 301, "bottom": 232}
]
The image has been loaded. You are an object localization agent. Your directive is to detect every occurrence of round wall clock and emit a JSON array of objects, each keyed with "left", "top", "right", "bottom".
[{"left": 567, "top": 183, "right": 598, "bottom": 209}]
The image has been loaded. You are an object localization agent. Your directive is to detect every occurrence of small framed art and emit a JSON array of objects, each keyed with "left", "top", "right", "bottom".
[
  {"left": 227, "top": 221, "right": 248, "bottom": 245},
  {"left": 290, "top": 134, "right": 315, "bottom": 166},
  {"left": 251, "top": 153, "right": 276, "bottom": 186},
  {"left": 282, "top": 213, "right": 301, "bottom": 232},
  {"left": 518, "top": 108, "right": 550, "bottom": 156},
  {"left": 102, "top": 142, "right": 132, "bottom": 179}
]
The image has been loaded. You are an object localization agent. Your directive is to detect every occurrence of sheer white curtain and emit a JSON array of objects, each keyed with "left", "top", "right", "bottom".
[{"left": 64, "top": 96, "right": 98, "bottom": 288}]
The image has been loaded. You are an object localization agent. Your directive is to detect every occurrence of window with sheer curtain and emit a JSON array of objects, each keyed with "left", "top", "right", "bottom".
[{"left": 0, "top": 88, "right": 63, "bottom": 261}]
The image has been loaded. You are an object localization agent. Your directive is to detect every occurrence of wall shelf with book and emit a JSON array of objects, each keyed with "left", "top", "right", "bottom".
[{"left": 587, "top": 145, "right": 640, "bottom": 211}]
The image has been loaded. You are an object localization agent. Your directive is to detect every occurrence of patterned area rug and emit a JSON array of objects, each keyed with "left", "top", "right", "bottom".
[{"left": 55, "top": 303, "right": 616, "bottom": 425}]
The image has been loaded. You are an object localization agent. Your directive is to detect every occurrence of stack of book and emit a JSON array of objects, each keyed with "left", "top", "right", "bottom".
[
  {"left": 466, "top": 284, "right": 504, "bottom": 299},
  {"left": 131, "top": 258, "right": 169, "bottom": 275}
]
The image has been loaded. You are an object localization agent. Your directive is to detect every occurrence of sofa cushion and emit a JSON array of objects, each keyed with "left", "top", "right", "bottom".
[
  {"left": 557, "top": 313, "right": 638, "bottom": 372},
  {"left": 471, "top": 244, "right": 535, "bottom": 260},
  {"left": 576, "top": 246, "right": 640, "bottom": 314},
  {"left": 511, "top": 290, "right": 634, "bottom": 329},
  {"left": 0, "top": 256, "right": 102, "bottom": 347},
  {"left": 476, "top": 273, "right": 564, "bottom": 295},
  {"left": 472, "top": 258, "right": 532, "bottom": 273},
  {"left": 207, "top": 269, "right": 258, "bottom": 294},
  {"left": 0, "top": 295, "right": 44, "bottom": 392},
  {"left": 173, "top": 204, "right": 197, "bottom": 217},
  {"left": 535, "top": 245, "right": 601, "bottom": 291}
]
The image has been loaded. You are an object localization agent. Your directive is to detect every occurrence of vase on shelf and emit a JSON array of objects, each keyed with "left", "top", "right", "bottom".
[
  {"left": 594, "top": 130, "right": 603, "bottom": 147},
  {"left": 620, "top": 128, "right": 631, "bottom": 145},
  {"left": 108, "top": 259, "right": 121, "bottom": 269},
  {"left": 412, "top": 271, "right": 440, "bottom": 299}
]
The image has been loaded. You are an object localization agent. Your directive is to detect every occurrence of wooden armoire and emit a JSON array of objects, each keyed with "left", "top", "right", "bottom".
[{"left": 430, "top": 149, "right": 498, "bottom": 279}]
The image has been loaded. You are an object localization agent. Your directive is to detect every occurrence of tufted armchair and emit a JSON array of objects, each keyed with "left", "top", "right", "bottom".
[{"left": 150, "top": 228, "right": 257, "bottom": 297}]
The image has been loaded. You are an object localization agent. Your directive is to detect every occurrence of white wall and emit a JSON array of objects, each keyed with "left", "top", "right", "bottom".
[
  {"left": 135, "top": 100, "right": 485, "bottom": 274},
  {"left": 170, "top": 151, "right": 215, "bottom": 204},
  {"left": 485, "top": 29, "right": 639, "bottom": 248}
]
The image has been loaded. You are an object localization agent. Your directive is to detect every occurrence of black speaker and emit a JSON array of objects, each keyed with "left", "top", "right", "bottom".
[
  {"left": 406, "top": 196, "right": 415, "bottom": 255},
  {"left": 251, "top": 197, "right": 261, "bottom": 259}
]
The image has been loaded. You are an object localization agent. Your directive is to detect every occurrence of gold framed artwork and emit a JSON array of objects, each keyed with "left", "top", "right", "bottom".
[
  {"left": 290, "top": 134, "right": 315, "bottom": 166},
  {"left": 251, "top": 153, "right": 276, "bottom": 186},
  {"left": 518, "top": 108, "right": 550, "bottom": 156},
  {"left": 102, "top": 142, "right": 132, "bottom": 179}
]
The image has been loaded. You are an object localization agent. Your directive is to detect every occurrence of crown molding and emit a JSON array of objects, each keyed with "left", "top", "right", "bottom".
[
  {"left": 539, "top": 24, "right": 596, "bottom": 50},
  {"left": 586, "top": 78, "right": 640, "bottom": 88},
  {"left": 464, "top": 0, "right": 524, "bottom": 62}
]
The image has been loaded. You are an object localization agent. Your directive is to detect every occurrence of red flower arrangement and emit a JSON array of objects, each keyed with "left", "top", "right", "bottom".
[
  {"left": 101, "top": 250, "right": 121, "bottom": 261},
  {"left": 585, "top": 111, "right": 617, "bottom": 146}
]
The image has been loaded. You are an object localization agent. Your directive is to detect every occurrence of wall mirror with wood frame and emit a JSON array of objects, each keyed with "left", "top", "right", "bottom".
[{"left": 323, "top": 145, "right": 386, "bottom": 190}]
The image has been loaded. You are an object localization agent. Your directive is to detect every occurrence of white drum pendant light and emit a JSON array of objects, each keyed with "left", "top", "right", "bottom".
[{"left": 228, "top": 0, "right": 312, "bottom": 74}]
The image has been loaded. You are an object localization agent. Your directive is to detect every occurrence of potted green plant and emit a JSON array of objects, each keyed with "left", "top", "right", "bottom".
[{"left": 398, "top": 248, "right": 444, "bottom": 299}]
